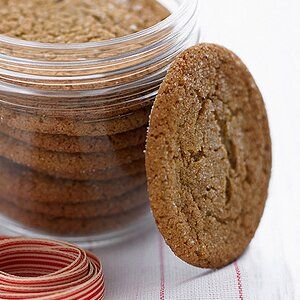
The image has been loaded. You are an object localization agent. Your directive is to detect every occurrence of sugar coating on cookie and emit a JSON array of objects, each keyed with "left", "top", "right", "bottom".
[
  {"left": 146, "top": 43, "right": 272, "bottom": 268},
  {"left": 0, "top": 0, "right": 170, "bottom": 43}
]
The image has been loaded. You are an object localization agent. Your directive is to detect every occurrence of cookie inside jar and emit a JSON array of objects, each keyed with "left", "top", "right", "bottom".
[{"left": 0, "top": 0, "right": 200, "bottom": 245}]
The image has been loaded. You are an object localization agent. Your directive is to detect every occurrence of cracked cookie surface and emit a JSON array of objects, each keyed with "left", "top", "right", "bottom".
[
  {"left": 146, "top": 43, "right": 272, "bottom": 268},
  {"left": 0, "top": 0, "right": 169, "bottom": 43}
]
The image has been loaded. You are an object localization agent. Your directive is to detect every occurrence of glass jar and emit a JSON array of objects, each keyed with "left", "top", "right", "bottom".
[{"left": 0, "top": 0, "right": 200, "bottom": 247}]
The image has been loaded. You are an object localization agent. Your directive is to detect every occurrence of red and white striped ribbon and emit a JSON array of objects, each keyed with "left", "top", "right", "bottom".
[{"left": 0, "top": 237, "right": 105, "bottom": 300}]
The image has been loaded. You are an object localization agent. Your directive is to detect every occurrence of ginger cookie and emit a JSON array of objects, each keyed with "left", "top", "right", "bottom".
[
  {"left": 0, "top": 0, "right": 169, "bottom": 43},
  {"left": 0, "top": 122, "right": 147, "bottom": 154},
  {"left": 0, "top": 132, "right": 145, "bottom": 180},
  {"left": 146, "top": 44, "right": 272, "bottom": 269},
  {"left": 0, "top": 157, "right": 146, "bottom": 203},
  {"left": 4, "top": 184, "right": 148, "bottom": 219},
  {"left": 0, "top": 106, "right": 151, "bottom": 136},
  {"left": 57, "top": 158, "right": 146, "bottom": 181},
  {"left": 0, "top": 199, "right": 149, "bottom": 235}
]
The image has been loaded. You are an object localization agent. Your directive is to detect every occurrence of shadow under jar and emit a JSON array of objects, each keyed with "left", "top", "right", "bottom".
[{"left": 0, "top": 0, "right": 200, "bottom": 247}]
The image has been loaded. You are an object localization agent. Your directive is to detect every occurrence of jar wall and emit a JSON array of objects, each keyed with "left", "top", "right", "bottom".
[{"left": 0, "top": 0, "right": 200, "bottom": 246}]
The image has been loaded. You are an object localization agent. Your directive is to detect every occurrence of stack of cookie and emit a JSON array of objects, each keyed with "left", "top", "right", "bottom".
[
  {"left": 0, "top": 0, "right": 171, "bottom": 237},
  {"left": 0, "top": 105, "right": 151, "bottom": 236}
]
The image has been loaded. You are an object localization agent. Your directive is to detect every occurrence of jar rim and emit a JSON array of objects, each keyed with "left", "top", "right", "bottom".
[
  {"left": 0, "top": 0, "right": 192, "bottom": 51},
  {"left": 0, "top": 0, "right": 200, "bottom": 112}
]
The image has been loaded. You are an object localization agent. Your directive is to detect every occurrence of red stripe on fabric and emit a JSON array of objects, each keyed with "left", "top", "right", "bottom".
[
  {"left": 233, "top": 261, "right": 244, "bottom": 300},
  {"left": 158, "top": 234, "right": 165, "bottom": 300}
]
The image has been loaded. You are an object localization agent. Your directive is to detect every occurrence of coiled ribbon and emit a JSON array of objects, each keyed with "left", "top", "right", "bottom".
[{"left": 0, "top": 237, "right": 105, "bottom": 299}]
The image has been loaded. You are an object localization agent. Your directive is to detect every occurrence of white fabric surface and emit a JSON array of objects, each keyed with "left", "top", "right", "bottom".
[
  {"left": 95, "top": 0, "right": 300, "bottom": 299},
  {"left": 98, "top": 227, "right": 246, "bottom": 300}
]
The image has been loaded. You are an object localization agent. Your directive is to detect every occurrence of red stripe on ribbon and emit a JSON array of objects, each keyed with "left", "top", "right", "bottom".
[{"left": 0, "top": 237, "right": 105, "bottom": 300}]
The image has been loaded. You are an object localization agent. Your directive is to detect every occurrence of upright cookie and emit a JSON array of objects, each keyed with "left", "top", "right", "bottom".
[{"left": 146, "top": 44, "right": 272, "bottom": 268}]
